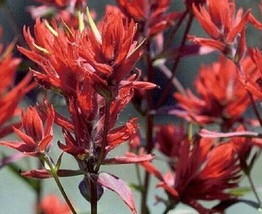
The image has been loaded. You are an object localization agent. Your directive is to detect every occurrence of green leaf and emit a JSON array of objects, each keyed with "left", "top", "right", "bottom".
[
  {"left": 129, "top": 183, "right": 144, "bottom": 193},
  {"left": 55, "top": 152, "right": 64, "bottom": 170},
  {"left": 229, "top": 186, "right": 252, "bottom": 196}
]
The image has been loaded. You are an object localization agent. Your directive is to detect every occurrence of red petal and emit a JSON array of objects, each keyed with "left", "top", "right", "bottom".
[
  {"left": 192, "top": 3, "right": 221, "bottom": 39},
  {"left": 38, "top": 134, "right": 53, "bottom": 152},
  {"left": 249, "top": 13, "right": 262, "bottom": 30},
  {"left": 0, "top": 141, "right": 34, "bottom": 154},
  {"left": 13, "top": 127, "right": 36, "bottom": 147},
  {"left": 140, "top": 161, "right": 165, "bottom": 181},
  {"left": 188, "top": 35, "right": 225, "bottom": 52},
  {"left": 226, "top": 10, "right": 250, "bottom": 43}
]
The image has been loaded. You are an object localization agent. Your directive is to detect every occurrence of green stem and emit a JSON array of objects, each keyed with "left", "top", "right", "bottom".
[
  {"left": 89, "top": 176, "right": 97, "bottom": 214},
  {"left": 246, "top": 170, "right": 262, "bottom": 206},
  {"left": 35, "top": 160, "right": 43, "bottom": 214},
  {"left": 140, "top": 39, "right": 154, "bottom": 214},
  {"left": 163, "top": 10, "right": 189, "bottom": 50},
  {"left": 43, "top": 155, "right": 77, "bottom": 214},
  {"left": 135, "top": 163, "right": 142, "bottom": 187}
]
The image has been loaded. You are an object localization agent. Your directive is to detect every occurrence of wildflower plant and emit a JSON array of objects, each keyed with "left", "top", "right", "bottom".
[{"left": 2, "top": 0, "right": 262, "bottom": 213}]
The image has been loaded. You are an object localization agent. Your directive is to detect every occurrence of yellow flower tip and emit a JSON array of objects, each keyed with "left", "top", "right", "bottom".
[
  {"left": 86, "top": 7, "right": 102, "bottom": 44},
  {"left": 61, "top": 19, "right": 73, "bottom": 38},
  {"left": 44, "top": 20, "right": 58, "bottom": 37},
  {"left": 78, "top": 11, "right": 85, "bottom": 32},
  {"left": 127, "top": 38, "right": 147, "bottom": 58},
  {"left": 33, "top": 42, "right": 49, "bottom": 54}
]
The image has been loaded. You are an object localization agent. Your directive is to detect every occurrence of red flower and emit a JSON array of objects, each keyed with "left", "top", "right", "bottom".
[
  {"left": 57, "top": 84, "right": 154, "bottom": 164},
  {"left": 19, "top": 7, "right": 155, "bottom": 160},
  {"left": 19, "top": 7, "right": 155, "bottom": 98},
  {"left": 79, "top": 6, "right": 148, "bottom": 96},
  {"left": 0, "top": 104, "right": 55, "bottom": 156},
  {"left": 116, "top": 0, "right": 180, "bottom": 36},
  {"left": 18, "top": 19, "right": 86, "bottom": 96},
  {"left": 38, "top": 194, "right": 71, "bottom": 214},
  {"left": 141, "top": 137, "right": 242, "bottom": 213},
  {"left": 0, "top": 36, "right": 35, "bottom": 138},
  {"left": 174, "top": 56, "right": 249, "bottom": 127},
  {"left": 189, "top": 0, "right": 250, "bottom": 59}
]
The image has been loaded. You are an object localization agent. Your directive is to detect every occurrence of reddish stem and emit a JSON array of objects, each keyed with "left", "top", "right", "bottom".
[{"left": 155, "top": 13, "right": 194, "bottom": 109}]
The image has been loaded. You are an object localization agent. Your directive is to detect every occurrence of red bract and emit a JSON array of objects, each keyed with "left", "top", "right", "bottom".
[
  {"left": 189, "top": 0, "right": 250, "bottom": 59},
  {"left": 19, "top": 19, "right": 90, "bottom": 96},
  {"left": 241, "top": 48, "right": 262, "bottom": 99},
  {"left": 116, "top": 0, "right": 180, "bottom": 36},
  {"left": 0, "top": 104, "right": 55, "bottom": 156},
  {"left": 18, "top": 6, "right": 156, "bottom": 213},
  {"left": 174, "top": 56, "right": 249, "bottom": 127},
  {"left": 57, "top": 84, "right": 153, "bottom": 163},
  {"left": 19, "top": 9, "right": 155, "bottom": 160},
  {"left": 0, "top": 39, "right": 35, "bottom": 138},
  {"left": 38, "top": 194, "right": 71, "bottom": 214},
  {"left": 19, "top": 7, "right": 154, "bottom": 98},
  {"left": 141, "top": 137, "right": 242, "bottom": 213},
  {"left": 79, "top": 6, "right": 147, "bottom": 96}
]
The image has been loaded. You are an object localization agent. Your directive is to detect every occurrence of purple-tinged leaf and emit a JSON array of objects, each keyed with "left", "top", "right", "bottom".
[
  {"left": 96, "top": 172, "right": 137, "bottom": 214},
  {"left": 200, "top": 129, "right": 262, "bottom": 138},
  {"left": 21, "top": 169, "right": 84, "bottom": 178},
  {"left": 103, "top": 153, "right": 154, "bottom": 165},
  {"left": 0, "top": 152, "right": 25, "bottom": 169}
]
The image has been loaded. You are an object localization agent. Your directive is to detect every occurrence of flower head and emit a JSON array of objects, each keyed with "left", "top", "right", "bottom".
[
  {"left": 0, "top": 33, "right": 35, "bottom": 138},
  {"left": 189, "top": 0, "right": 250, "bottom": 59},
  {"left": 19, "top": 7, "right": 153, "bottom": 99},
  {"left": 174, "top": 56, "right": 249, "bottom": 127},
  {"left": 141, "top": 137, "right": 243, "bottom": 213},
  {"left": 80, "top": 6, "right": 145, "bottom": 96},
  {"left": 19, "top": 19, "right": 85, "bottom": 96},
  {"left": 0, "top": 104, "right": 55, "bottom": 157}
]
